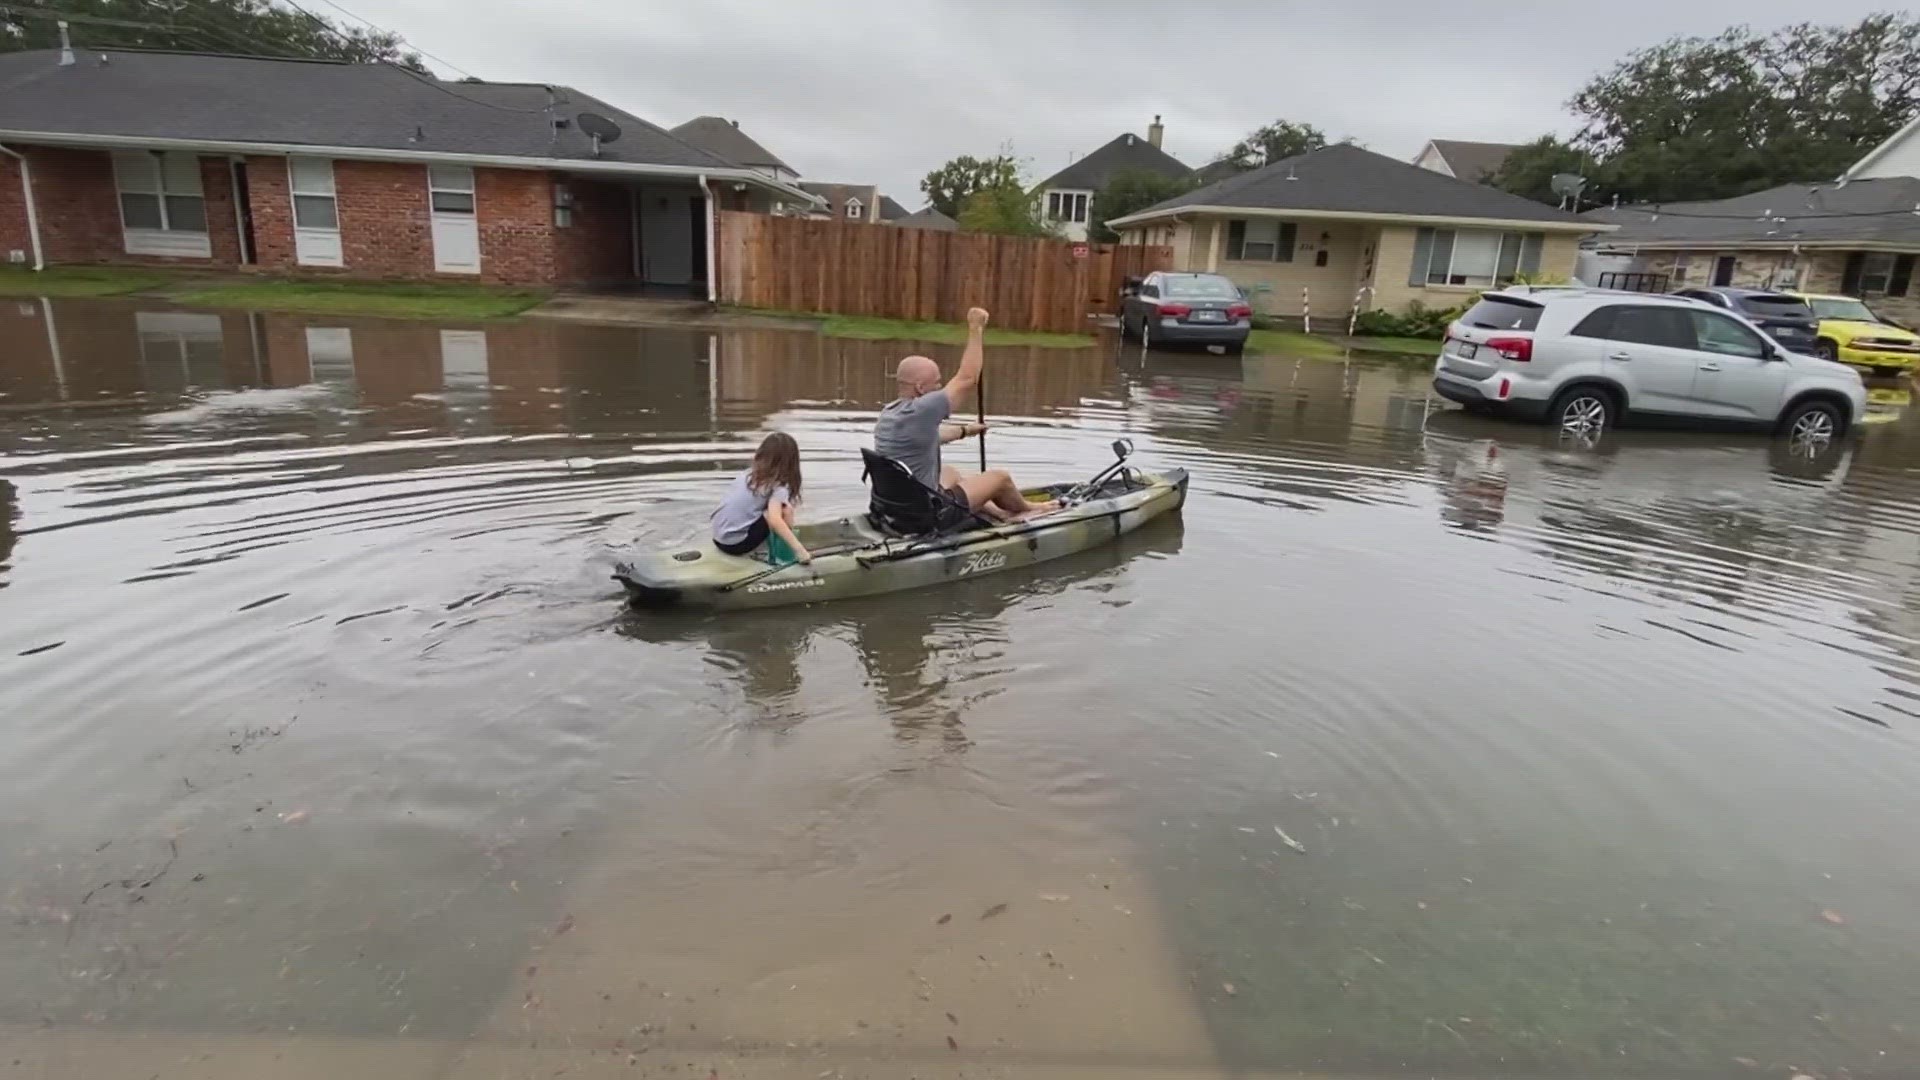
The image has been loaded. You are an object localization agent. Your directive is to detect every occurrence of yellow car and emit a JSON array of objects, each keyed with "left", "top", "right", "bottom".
[{"left": 1785, "top": 292, "right": 1920, "bottom": 374}]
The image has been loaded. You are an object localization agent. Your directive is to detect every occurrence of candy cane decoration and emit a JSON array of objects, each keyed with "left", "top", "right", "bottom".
[{"left": 1300, "top": 287, "right": 1311, "bottom": 335}]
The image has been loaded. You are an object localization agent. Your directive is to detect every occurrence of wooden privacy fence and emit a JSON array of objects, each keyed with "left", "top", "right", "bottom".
[{"left": 718, "top": 211, "right": 1171, "bottom": 334}]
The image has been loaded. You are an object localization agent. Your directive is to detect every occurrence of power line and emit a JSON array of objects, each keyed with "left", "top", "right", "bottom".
[
  {"left": 270, "top": 0, "right": 552, "bottom": 114},
  {"left": 305, "top": 0, "right": 475, "bottom": 81}
]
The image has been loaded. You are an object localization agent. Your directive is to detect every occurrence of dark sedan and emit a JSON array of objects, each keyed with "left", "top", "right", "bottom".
[
  {"left": 1672, "top": 286, "right": 1820, "bottom": 354},
  {"left": 1119, "top": 272, "right": 1252, "bottom": 353}
]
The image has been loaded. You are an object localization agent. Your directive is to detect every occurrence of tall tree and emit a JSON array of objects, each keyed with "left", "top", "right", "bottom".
[
  {"left": 1488, "top": 136, "right": 1607, "bottom": 208},
  {"left": 1563, "top": 14, "right": 1920, "bottom": 203},
  {"left": 1090, "top": 168, "right": 1195, "bottom": 242},
  {"left": 1208, "top": 119, "right": 1329, "bottom": 174},
  {"left": 956, "top": 182, "right": 1056, "bottom": 238},
  {"left": 1, "top": 0, "right": 423, "bottom": 69},
  {"left": 919, "top": 153, "right": 1023, "bottom": 219}
]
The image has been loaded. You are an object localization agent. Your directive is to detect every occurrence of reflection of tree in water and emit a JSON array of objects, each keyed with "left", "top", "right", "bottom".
[
  {"left": 0, "top": 477, "right": 16, "bottom": 577},
  {"left": 614, "top": 522, "right": 1184, "bottom": 748}
]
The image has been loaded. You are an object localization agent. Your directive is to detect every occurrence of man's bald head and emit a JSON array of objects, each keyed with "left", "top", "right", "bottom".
[{"left": 895, "top": 355, "right": 942, "bottom": 397}]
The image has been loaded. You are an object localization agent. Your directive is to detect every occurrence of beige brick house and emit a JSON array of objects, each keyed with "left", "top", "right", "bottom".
[{"left": 1106, "top": 145, "right": 1603, "bottom": 322}]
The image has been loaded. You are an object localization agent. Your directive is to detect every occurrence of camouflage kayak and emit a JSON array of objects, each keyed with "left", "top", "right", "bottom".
[{"left": 614, "top": 464, "right": 1188, "bottom": 612}]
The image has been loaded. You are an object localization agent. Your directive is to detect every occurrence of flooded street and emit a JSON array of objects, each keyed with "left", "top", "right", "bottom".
[{"left": 6, "top": 298, "right": 1920, "bottom": 1078}]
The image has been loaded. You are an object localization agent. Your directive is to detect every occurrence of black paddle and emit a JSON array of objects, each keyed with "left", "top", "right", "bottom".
[{"left": 977, "top": 369, "right": 987, "bottom": 472}]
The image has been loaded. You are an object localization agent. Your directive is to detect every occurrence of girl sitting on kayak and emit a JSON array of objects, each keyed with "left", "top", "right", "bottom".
[{"left": 710, "top": 432, "right": 812, "bottom": 564}]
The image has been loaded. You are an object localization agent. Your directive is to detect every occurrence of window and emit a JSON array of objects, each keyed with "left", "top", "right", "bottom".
[
  {"left": 1571, "top": 305, "right": 1693, "bottom": 349},
  {"left": 429, "top": 165, "right": 475, "bottom": 215},
  {"left": 112, "top": 150, "right": 207, "bottom": 235},
  {"left": 1410, "top": 228, "right": 1543, "bottom": 287},
  {"left": 845, "top": 197, "right": 864, "bottom": 220},
  {"left": 1843, "top": 251, "right": 1916, "bottom": 297},
  {"left": 1458, "top": 295, "right": 1543, "bottom": 332},
  {"left": 289, "top": 157, "right": 339, "bottom": 230},
  {"left": 1225, "top": 219, "right": 1296, "bottom": 262},
  {"left": 1044, "top": 191, "right": 1089, "bottom": 224},
  {"left": 1688, "top": 311, "right": 1767, "bottom": 358},
  {"left": 1162, "top": 275, "right": 1241, "bottom": 300}
]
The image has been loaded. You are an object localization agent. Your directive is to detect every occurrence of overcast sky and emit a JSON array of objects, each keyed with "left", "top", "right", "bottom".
[{"left": 350, "top": 0, "right": 1899, "bottom": 205}]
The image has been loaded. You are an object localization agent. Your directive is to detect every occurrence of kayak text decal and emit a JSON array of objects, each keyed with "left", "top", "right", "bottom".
[
  {"left": 745, "top": 578, "right": 826, "bottom": 594},
  {"left": 957, "top": 551, "right": 1008, "bottom": 576}
]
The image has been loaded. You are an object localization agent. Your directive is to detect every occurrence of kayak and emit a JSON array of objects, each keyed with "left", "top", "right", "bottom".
[{"left": 615, "top": 442, "right": 1188, "bottom": 612}]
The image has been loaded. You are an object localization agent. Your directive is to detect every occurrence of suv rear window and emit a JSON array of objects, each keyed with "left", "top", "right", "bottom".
[
  {"left": 1458, "top": 296, "right": 1542, "bottom": 331},
  {"left": 1737, "top": 294, "right": 1815, "bottom": 319}
]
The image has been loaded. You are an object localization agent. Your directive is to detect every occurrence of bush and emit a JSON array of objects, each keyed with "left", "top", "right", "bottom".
[{"left": 1352, "top": 300, "right": 1467, "bottom": 339}]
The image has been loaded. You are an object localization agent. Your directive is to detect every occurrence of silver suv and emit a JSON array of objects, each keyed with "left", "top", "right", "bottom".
[{"left": 1431, "top": 288, "right": 1866, "bottom": 443}]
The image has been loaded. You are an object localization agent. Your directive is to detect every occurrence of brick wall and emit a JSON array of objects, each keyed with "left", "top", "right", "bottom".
[
  {"left": 475, "top": 168, "right": 556, "bottom": 285},
  {"left": 0, "top": 146, "right": 248, "bottom": 267},
  {"left": 553, "top": 177, "right": 635, "bottom": 285}
]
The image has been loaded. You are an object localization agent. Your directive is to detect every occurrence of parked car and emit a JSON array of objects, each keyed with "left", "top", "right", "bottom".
[
  {"left": 1670, "top": 286, "right": 1819, "bottom": 355},
  {"left": 1781, "top": 291, "right": 1920, "bottom": 375},
  {"left": 1118, "top": 272, "right": 1252, "bottom": 353},
  {"left": 1430, "top": 288, "right": 1866, "bottom": 444}
]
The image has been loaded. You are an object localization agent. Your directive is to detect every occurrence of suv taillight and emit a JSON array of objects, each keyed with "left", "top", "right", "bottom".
[{"left": 1486, "top": 335, "right": 1532, "bottom": 362}]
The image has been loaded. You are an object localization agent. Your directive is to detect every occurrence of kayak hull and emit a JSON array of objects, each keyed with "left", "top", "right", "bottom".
[{"left": 616, "top": 468, "right": 1188, "bottom": 612}]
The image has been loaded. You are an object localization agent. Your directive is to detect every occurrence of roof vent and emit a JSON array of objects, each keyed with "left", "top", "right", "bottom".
[
  {"left": 1125, "top": 134, "right": 1135, "bottom": 146},
  {"left": 731, "top": 119, "right": 740, "bottom": 128}
]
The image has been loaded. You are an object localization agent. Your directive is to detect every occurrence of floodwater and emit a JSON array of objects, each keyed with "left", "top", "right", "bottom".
[{"left": 4, "top": 298, "right": 1920, "bottom": 1080}]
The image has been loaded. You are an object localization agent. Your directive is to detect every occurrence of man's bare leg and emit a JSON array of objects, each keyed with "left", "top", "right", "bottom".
[{"left": 957, "top": 470, "right": 1055, "bottom": 519}]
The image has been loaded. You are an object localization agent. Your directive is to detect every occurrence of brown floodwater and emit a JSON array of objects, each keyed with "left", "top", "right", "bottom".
[{"left": 4, "top": 297, "right": 1920, "bottom": 1079}]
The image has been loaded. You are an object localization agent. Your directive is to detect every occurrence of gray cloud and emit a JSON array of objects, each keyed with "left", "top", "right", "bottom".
[{"left": 355, "top": 0, "right": 1898, "bottom": 207}]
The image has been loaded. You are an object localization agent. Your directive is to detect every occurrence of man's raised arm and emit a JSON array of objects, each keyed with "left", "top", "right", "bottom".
[{"left": 945, "top": 306, "right": 988, "bottom": 404}]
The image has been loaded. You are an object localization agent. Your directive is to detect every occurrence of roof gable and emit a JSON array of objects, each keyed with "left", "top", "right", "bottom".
[
  {"left": 1427, "top": 139, "right": 1522, "bottom": 182},
  {"left": 668, "top": 115, "right": 793, "bottom": 172},
  {"left": 1034, "top": 132, "right": 1191, "bottom": 193},
  {"left": 0, "top": 48, "right": 732, "bottom": 170},
  {"left": 1118, "top": 143, "right": 1587, "bottom": 227}
]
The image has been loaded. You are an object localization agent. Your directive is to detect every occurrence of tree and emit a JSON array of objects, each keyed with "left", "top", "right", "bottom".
[
  {"left": 1, "top": 0, "right": 423, "bottom": 70},
  {"left": 1489, "top": 136, "right": 1607, "bottom": 208},
  {"left": 956, "top": 182, "right": 1056, "bottom": 238},
  {"left": 1207, "top": 119, "right": 1329, "bottom": 174},
  {"left": 1089, "top": 168, "right": 1195, "bottom": 242},
  {"left": 920, "top": 154, "right": 1023, "bottom": 220},
  {"left": 1561, "top": 15, "right": 1920, "bottom": 203}
]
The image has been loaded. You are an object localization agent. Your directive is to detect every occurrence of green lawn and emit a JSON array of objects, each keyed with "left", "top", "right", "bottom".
[
  {"left": 171, "top": 280, "right": 547, "bottom": 320},
  {"left": 819, "top": 314, "right": 1092, "bottom": 349},
  {"left": 0, "top": 265, "right": 173, "bottom": 298},
  {"left": 1346, "top": 334, "right": 1444, "bottom": 356}
]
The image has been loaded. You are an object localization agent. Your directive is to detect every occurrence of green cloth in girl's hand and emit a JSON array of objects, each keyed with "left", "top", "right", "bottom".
[{"left": 766, "top": 532, "right": 797, "bottom": 565}]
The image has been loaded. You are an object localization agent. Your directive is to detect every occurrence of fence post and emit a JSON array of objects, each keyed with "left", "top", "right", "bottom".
[{"left": 1301, "top": 287, "right": 1311, "bottom": 335}]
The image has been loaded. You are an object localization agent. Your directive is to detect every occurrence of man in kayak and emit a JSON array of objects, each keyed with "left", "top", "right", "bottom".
[{"left": 874, "top": 306, "right": 1053, "bottom": 523}]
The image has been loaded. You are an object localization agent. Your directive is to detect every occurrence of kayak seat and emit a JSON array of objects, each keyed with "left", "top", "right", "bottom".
[{"left": 860, "top": 448, "right": 987, "bottom": 537}]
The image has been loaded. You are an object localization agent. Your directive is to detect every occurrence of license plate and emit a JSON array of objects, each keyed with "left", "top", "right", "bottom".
[
  {"left": 1456, "top": 341, "right": 1478, "bottom": 359},
  {"left": 1192, "top": 309, "right": 1226, "bottom": 322}
]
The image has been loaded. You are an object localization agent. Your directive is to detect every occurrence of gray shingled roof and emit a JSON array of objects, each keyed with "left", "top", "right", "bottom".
[
  {"left": 893, "top": 207, "right": 958, "bottom": 231},
  {"left": 1428, "top": 139, "right": 1521, "bottom": 182},
  {"left": 0, "top": 48, "right": 733, "bottom": 170},
  {"left": 668, "top": 115, "right": 793, "bottom": 173},
  {"left": 1034, "top": 133, "right": 1192, "bottom": 192},
  {"left": 1585, "top": 177, "right": 1920, "bottom": 248},
  {"left": 878, "top": 195, "right": 909, "bottom": 221},
  {"left": 1117, "top": 144, "right": 1592, "bottom": 228}
]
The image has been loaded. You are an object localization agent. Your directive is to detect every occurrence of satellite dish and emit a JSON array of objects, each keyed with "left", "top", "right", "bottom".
[
  {"left": 576, "top": 112, "right": 622, "bottom": 157},
  {"left": 1549, "top": 173, "right": 1588, "bottom": 198}
]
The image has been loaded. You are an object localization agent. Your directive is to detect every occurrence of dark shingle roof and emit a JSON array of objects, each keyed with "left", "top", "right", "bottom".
[
  {"left": 1585, "top": 177, "right": 1920, "bottom": 248},
  {"left": 1121, "top": 144, "right": 1590, "bottom": 227},
  {"left": 893, "top": 207, "right": 958, "bottom": 231},
  {"left": 878, "top": 195, "right": 909, "bottom": 221},
  {"left": 668, "top": 115, "right": 793, "bottom": 173},
  {"left": 1034, "top": 133, "right": 1191, "bottom": 193},
  {"left": 1427, "top": 139, "right": 1521, "bottom": 182},
  {"left": 0, "top": 49, "right": 732, "bottom": 169}
]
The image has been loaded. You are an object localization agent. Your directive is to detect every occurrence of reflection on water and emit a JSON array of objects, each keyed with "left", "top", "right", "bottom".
[{"left": 4, "top": 298, "right": 1920, "bottom": 1077}]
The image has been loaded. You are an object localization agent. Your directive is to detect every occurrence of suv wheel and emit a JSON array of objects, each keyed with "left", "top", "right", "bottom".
[
  {"left": 1779, "top": 398, "right": 1845, "bottom": 449},
  {"left": 1548, "top": 385, "right": 1614, "bottom": 437}
]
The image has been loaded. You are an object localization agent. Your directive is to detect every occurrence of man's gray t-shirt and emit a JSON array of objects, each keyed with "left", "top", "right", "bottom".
[
  {"left": 710, "top": 470, "right": 791, "bottom": 546},
  {"left": 873, "top": 389, "right": 951, "bottom": 488}
]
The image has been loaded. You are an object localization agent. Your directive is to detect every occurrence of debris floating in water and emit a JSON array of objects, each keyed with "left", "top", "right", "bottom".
[
  {"left": 1819, "top": 909, "right": 1847, "bottom": 926},
  {"left": 1222, "top": 981, "right": 1237, "bottom": 996},
  {"left": 935, "top": 913, "right": 951, "bottom": 925},
  {"left": 554, "top": 913, "right": 576, "bottom": 935},
  {"left": 979, "top": 902, "right": 1007, "bottom": 920},
  {"left": 1038, "top": 893, "right": 1069, "bottom": 903},
  {"left": 1273, "top": 826, "right": 1307, "bottom": 854}
]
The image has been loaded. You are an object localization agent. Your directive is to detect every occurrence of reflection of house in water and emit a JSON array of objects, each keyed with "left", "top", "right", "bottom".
[{"left": 0, "top": 477, "right": 17, "bottom": 575}]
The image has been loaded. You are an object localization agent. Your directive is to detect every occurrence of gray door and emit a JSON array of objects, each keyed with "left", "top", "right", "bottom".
[
  {"left": 1590, "top": 305, "right": 1698, "bottom": 414},
  {"left": 1685, "top": 310, "right": 1790, "bottom": 420}
]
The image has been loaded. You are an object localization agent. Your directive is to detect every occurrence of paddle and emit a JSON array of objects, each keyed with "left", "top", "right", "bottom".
[{"left": 977, "top": 369, "right": 987, "bottom": 472}]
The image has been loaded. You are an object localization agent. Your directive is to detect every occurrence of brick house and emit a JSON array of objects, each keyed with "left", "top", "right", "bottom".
[{"left": 0, "top": 48, "right": 817, "bottom": 292}]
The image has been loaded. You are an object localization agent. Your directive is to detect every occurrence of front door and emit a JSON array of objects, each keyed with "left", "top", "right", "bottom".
[
  {"left": 1684, "top": 309, "right": 1789, "bottom": 420},
  {"left": 1712, "top": 255, "right": 1736, "bottom": 287},
  {"left": 429, "top": 166, "right": 480, "bottom": 274}
]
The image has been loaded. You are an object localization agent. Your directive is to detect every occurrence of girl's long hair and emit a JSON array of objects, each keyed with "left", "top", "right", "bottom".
[{"left": 748, "top": 431, "right": 802, "bottom": 504}]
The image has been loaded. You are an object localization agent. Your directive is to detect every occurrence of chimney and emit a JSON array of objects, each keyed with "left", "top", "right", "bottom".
[
  {"left": 1147, "top": 114, "right": 1164, "bottom": 149},
  {"left": 57, "top": 20, "right": 75, "bottom": 66},
  {"left": 731, "top": 119, "right": 740, "bottom": 128}
]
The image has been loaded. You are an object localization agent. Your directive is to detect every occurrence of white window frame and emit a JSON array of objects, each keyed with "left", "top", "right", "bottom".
[
  {"left": 1860, "top": 252, "right": 1897, "bottom": 295},
  {"left": 1418, "top": 228, "right": 1542, "bottom": 287},
  {"left": 1044, "top": 190, "right": 1090, "bottom": 224},
  {"left": 428, "top": 165, "right": 476, "bottom": 216},
  {"left": 845, "top": 197, "right": 864, "bottom": 220},
  {"left": 112, "top": 150, "right": 211, "bottom": 258},
  {"left": 287, "top": 157, "right": 343, "bottom": 268}
]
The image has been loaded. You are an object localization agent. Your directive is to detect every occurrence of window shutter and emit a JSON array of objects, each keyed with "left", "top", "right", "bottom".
[
  {"left": 1891, "top": 254, "right": 1916, "bottom": 298},
  {"left": 1276, "top": 223, "right": 1296, "bottom": 263},
  {"left": 1226, "top": 220, "right": 1246, "bottom": 261},
  {"left": 1841, "top": 252, "right": 1865, "bottom": 296},
  {"left": 1519, "top": 233, "right": 1543, "bottom": 275},
  {"left": 1409, "top": 228, "right": 1434, "bottom": 286},
  {"left": 1427, "top": 230, "right": 1455, "bottom": 284}
]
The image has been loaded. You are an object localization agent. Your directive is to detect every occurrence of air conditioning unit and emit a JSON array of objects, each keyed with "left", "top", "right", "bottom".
[{"left": 6, "top": 249, "right": 24, "bottom": 264}]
